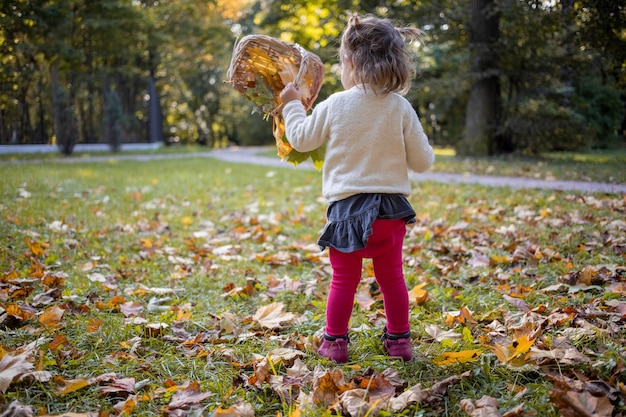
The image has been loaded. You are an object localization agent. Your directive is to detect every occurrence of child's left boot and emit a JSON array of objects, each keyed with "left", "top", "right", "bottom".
[
  {"left": 318, "top": 333, "right": 349, "bottom": 363},
  {"left": 382, "top": 328, "right": 412, "bottom": 361}
]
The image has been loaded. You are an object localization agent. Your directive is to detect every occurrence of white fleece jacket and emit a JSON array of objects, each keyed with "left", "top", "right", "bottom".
[{"left": 282, "top": 84, "right": 435, "bottom": 202}]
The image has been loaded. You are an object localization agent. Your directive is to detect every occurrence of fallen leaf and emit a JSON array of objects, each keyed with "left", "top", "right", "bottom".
[
  {"left": 100, "top": 377, "right": 136, "bottom": 395},
  {"left": 388, "top": 383, "right": 430, "bottom": 412},
  {"left": 5, "top": 303, "right": 36, "bottom": 322},
  {"left": 460, "top": 395, "right": 502, "bottom": 416},
  {"left": 213, "top": 401, "right": 255, "bottom": 417},
  {"left": 113, "top": 394, "right": 138, "bottom": 416},
  {"left": 1, "top": 400, "right": 34, "bottom": 417},
  {"left": 52, "top": 376, "right": 91, "bottom": 396},
  {"left": 39, "top": 305, "right": 65, "bottom": 328},
  {"left": 355, "top": 290, "right": 377, "bottom": 310},
  {"left": 424, "top": 324, "right": 462, "bottom": 342},
  {"left": 550, "top": 386, "right": 613, "bottom": 417},
  {"left": 491, "top": 334, "right": 535, "bottom": 365},
  {"left": 120, "top": 301, "right": 144, "bottom": 317},
  {"left": 311, "top": 367, "right": 349, "bottom": 407},
  {"left": 408, "top": 283, "right": 429, "bottom": 304},
  {"left": 339, "top": 388, "right": 381, "bottom": 417},
  {"left": 86, "top": 317, "right": 104, "bottom": 332},
  {"left": 445, "top": 307, "right": 477, "bottom": 328},
  {"left": 0, "top": 353, "right": 34, "bottom": 393},
  {"left": 24, "top": 237, "right": 46, "bottom": 257},
  {"left": 434, "top": 349, "right": 483, "bottom": 366},
  {"left": 164, "top": 381, "right": 212, "bottom": 416},
  {"left": 252, "top": 302, "right": 295, "bottom": 329}
]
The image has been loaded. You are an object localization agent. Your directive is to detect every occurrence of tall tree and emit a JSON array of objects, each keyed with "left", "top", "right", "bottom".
[{"left": 460, "top": 0, "right": 501, "bottom": 156}]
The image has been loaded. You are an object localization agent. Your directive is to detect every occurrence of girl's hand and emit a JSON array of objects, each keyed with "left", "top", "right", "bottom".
[{"left": 280, "top": 82, "right": 301, "bottom": 104}]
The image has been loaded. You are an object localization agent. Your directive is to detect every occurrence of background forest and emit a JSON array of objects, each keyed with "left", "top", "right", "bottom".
[{"left": 1, "top": 0, "right": 624, "bottom": 156}]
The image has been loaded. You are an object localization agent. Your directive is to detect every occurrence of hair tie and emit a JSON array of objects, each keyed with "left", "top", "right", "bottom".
[{"left": 348, "top": 14, "right": 360, "bottom": 27}]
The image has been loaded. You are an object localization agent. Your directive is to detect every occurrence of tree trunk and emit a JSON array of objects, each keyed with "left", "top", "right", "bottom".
[
  {"left": 148, "top": 74, "right": 163, "bottom": 144},
  {"left": 460, "top": 0, "right": 501, "bottom": 156},
  {"left": 102, "top": 74, "right": 113, "bottom": 150},
  {"left": 52, "top": 66, "right": 77, "bottom": 155}
]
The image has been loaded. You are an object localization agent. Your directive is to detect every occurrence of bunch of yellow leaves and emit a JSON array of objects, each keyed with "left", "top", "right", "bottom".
[{"left": 227, "top": 35, "right": 326, "bottom": 169}]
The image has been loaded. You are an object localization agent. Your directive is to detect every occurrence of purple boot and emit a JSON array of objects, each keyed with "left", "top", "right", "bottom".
[
  {"left": 382, "top": 328, "right": 412, "bottom": 361},
  {"left": 318, "top": 333, "right": 349, "bottom": 363}
]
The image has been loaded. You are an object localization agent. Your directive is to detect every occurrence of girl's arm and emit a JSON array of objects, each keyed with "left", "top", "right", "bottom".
[
  {"left": 404, "top": 109, "right": 435, "bottom": 173},
  {"left": 280, "top": 84, "right": 330, "bottom": 152}
]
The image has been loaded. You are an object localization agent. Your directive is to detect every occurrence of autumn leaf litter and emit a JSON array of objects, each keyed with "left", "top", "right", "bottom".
[{"left": 0, "top": 159, "right": 625, "bottom": 416}]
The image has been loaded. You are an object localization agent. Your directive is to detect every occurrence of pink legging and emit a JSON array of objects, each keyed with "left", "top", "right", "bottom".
[{"left": 325, "top": 218, "right": 409, "bottom": 337}]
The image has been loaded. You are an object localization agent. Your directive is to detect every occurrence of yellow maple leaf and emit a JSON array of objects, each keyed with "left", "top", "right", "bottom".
[
  {"left": 408, "top": 283, "right": 429, "bottom": 304},
  {"left": 24, "top": 237, "right": 46, "bottom": 257},
  {"left": 444, "top": 306, "right": 476, "bottom": 328},
  {"left": 53, "top": 376, "right": 91, "bottom": 396},
  {"left": 433, "top": 349, "right": 483, "bottom": 366},
  {"left": 491, "top": 334, "right": 535, "bottom": 364}
]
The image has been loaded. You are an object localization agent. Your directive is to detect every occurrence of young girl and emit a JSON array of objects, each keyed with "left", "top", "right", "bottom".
[{"left": 279, "top": 14, "right": 435, "bottom": 363}]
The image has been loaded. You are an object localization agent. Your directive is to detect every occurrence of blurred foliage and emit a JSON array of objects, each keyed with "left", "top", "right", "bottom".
[{"left": 0, "top": 0, "right": 624, "bottom": 154}]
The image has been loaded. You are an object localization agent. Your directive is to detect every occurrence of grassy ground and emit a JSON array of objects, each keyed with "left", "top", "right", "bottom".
[
  {"left": 2, "top": 144, "right": 626, "bottom": 183},
  {"left": 0, "top": 156, "right": 624, "bottom": 416}
]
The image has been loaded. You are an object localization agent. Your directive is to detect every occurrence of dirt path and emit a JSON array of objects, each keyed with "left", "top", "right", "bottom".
[
  {"left": 211, "top": 147, "right": 626, "bottom": 194},
  {"left": 2, "top": 145, "right": 625, "bottom": 194}
]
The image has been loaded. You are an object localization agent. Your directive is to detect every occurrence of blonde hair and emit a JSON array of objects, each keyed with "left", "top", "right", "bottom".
[{"left": 339, "top": 14, "right": 421, "bottom": 95}]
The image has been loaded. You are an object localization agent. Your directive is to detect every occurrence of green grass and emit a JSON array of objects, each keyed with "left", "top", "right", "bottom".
[
  {"left": 0, "top": 156, "right": 624, "bottom": 416},
  {"left": 430, "top": 147, "right": 626, "bottom": 183}
]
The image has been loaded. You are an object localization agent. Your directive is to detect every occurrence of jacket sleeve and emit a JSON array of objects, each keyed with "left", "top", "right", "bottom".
[
  {"left": 282, "top": 100, "right": 331, "bottom": 153},
  {"left": 404, "top": 106, "right": 435, "bottom": 173}
]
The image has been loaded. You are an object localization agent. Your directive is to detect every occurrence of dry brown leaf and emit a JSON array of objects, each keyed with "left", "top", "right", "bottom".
[
  {"left": 286, "top": 358, "right": 309, "bottom": 377},
  {"left": 339, "top": 389, "right": 380, "bottom": 417},
  {"left": 245, "top": 355, "right": 271, "bottom": 388},
  {"left": 252, "top": 302, "right": 295, "bottom": 329},
  {"left": 310, "top": 367, "right": 349, "bottom": 407},
  {"left": 268, "top": 347, "right": 305, "bottom": 365},
  {"left": 39, "top": 305, "right": 65, "bottom": 328},
  {"left": 213, "top": 401, "right": 255, "bottom": 417},
  {"left": 0, "top": 352, "right": 34, "bottom": 393},
  {"left": 502, "top": 294, "right": 531, "bottom": 312},
  {"left": 424, "top": 324, "right": 462, "bottom": 341},
  {"left": 120, "top": 301, "right": 144, "bottom": 317},
  {"left": 389, "top": 370, "right": 472, "bottom": 412},
  {"left": 460, "top": 395, "right": 502, "bottom": 416},
  {"left": 502, "top": 403, "right": 534, "bottom": 417},
  {"left": 1, "top": 400, "right": 34, "bottom": 417},
  {"left": 100, "top": 377, "right": 136, "bottom": 395},
  {"left": 86, "top": 317, "right": 104, "bottom": 332},
  {"left": 355, "top": 289, "right": 377, "bottom": 310},
  {"left": 4, "top": 303, "right": 36, "bottom": 322},
  {"left": 164, "top": 381, "right": 212, "bottom": 416},
  {"left": 445, "top": 306, "right": 477, "bottom": 328},
  {"left": 550, "top": 386, "right": 614, "bottom": 417},
  {"left": 388, "top": 384, "right": 430, "bottom": 412},
  {"left": 526, "top": 346, "right": 591, "bottom": 366}
]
